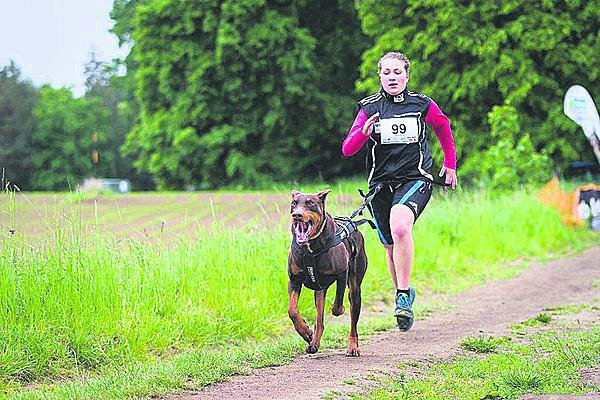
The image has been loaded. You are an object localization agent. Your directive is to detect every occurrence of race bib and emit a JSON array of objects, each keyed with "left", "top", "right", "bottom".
[{"left": 378, "top": 117, "right": 419, "bottom": 144}]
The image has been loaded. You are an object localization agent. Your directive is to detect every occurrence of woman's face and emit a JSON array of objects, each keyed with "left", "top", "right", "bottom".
[{"left": 379, "top": 58, "right": 408, "bottom": 96}]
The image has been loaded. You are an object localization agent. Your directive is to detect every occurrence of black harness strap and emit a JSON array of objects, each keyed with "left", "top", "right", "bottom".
[
  {"left": 431, "top": 179, "right": 452, "bottom": 188},
  {"left": 378, "top": 178, "right": 451, "bottom": 191},
  {"left": 349, "top": 184, "right": 383, "bottom": 220},
  {"left": 302, "top": 253, "right": 323, "bottom": 291},
  {"left": 301, "top": 218, "right": 358, "bottom": 258},
  {"left": 295, "top": 187, "right": 386, "bottom": 290},
  {"left": 296, "top": 218, "right": 369, "bottom": 290}
]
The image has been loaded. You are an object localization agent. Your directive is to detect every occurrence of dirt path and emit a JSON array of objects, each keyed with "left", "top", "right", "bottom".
[{"left": 172, "top": 247, "right": 600, "bottom": 400}]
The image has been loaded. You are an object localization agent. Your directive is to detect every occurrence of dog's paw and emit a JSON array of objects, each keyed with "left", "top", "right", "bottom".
[
  {"left": 301, "top": 329, "right": 313, "bottom": 344},
  {"left": 331, "top": 304, "right": 345, "bottom": 316},
  {"left": 346, "top": 346, "right": 361, "bottom": 357},
  {"left": 305, "top": 344, "right": 319, "bottom": 354},
  {"left": 346, "top": 336, "right": 360, "bottom": 357}
]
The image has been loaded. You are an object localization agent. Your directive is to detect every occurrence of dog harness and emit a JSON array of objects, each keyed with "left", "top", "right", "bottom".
[{"left": 294, "top": 217, "right": 374, "bottom": 291}]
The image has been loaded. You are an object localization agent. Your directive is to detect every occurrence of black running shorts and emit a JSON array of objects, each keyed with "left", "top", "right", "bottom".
[{"left": 367, "top": 180, "right": 433, "bottom": 245}]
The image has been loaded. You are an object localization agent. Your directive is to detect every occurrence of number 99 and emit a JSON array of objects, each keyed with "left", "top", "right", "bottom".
[{"left": 392, "top": 124, "right": 406, "bottom": 135}]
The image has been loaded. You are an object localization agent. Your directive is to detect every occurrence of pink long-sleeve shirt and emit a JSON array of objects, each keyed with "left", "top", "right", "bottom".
[{"left": 342, "top": 100, "right": 457, "bottom": 169}]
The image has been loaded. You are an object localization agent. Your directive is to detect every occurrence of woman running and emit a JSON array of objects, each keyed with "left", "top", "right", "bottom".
[{"left": 342, "top": 51, "right": 457, "bottom": 331}]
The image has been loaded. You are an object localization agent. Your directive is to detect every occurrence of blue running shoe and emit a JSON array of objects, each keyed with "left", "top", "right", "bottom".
[{"left": 394, "top": 286, "right": 416, "bottom": 331}]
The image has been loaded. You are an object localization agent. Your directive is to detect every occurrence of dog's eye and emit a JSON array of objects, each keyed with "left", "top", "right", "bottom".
[
  {"left": 291, "top": 200, "right": 298, "bottom": 206},
  {"left": 306, "top": 200, "right": 315, "bottom": 206}
]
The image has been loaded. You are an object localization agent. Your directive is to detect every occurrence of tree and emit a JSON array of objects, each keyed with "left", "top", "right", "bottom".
[
  {"left": 31, "top": 87, "right": 111, "bottom": 190},
  {"left": 83, "top": 52, "right": 147, "bottom": 187},
  {"left": 84, "top": 50, "right": 111, "bottom": 92},
  {"left": 356, "top": 0, "right": 599, "bottom": 182},
  {"left": 0, "top": 62, "right": 38, "bottom": 190},
  {"left": 114, "top": 0, "right": 370, "bottom": 188},
  {"left": 464, "top": 105, "right": 552, "bottom": 190}
]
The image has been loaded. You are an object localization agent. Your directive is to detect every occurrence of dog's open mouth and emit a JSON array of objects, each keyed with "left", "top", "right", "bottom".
[{"left": 293, "top": 220, "right": 313, "bottom": 244}]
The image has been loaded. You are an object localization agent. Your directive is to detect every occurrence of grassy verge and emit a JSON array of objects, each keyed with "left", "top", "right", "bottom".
[
  {"left": 0, "top": 188, "right": 597, "bottom": 399},
  {"left": 358, "top": 305, "right": 600, "bottom": 400}
]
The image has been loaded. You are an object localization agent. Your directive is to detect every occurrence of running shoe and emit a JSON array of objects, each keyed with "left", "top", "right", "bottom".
[{"left": 394, "top": 286, "right": 416, "bottom": 331}]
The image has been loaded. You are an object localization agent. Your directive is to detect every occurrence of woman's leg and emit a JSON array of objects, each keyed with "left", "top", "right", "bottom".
[
  {"left": 384, "top": 244, "right": 397, "bottom": 288},
  {"left": 389, "top": 204, "right": 415, "bottom": 289}
]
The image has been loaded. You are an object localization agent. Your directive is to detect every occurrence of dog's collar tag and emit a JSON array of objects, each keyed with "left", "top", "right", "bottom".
[{"left": 306, "top": 266, "right": 317, "bottom": 283}]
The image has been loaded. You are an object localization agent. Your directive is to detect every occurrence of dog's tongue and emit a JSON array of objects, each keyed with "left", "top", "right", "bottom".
[{"left": 294, "top": 221, "right": 310, "bottom": 243}]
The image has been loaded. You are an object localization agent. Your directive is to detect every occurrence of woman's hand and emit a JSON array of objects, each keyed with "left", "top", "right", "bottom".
[
  {"left": 361, "top": 112, "right": 380, "bottom": 136},
  {"left": 439, "top": 166, "right": 457, "bottom": 190}
]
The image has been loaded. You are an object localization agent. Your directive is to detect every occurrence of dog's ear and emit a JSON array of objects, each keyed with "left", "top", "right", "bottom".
[
  {"left": 291, "top": 189, "right": 301, "bottom": 198},
  {"left": 317, "top": 189, "right": 331, "bottom": 203}
]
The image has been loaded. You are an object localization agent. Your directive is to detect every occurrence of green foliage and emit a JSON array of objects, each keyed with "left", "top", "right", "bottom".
[
  {"left": 534, "top": 313, "right": 552, "bottom": 324},
  {"left": 356, "top": 0, "right": 599, "bottom": 179},
  {"left": 83, "top": 51, "right": 145, "bottom": 187},
  {"left": 4, "top": 2, "right": 599, "bottom": 191},
  {"left": 514, "top": 313, "right": 553, "bottom": 332},
  {"left": 0, "top": 57, "right": 142, "bottom": 192},
  {"left": 110, "top": 0, "right": 141, "bottom": 46},
  {"left": 117, "top": 0, "right": 369, "bottom": 189},
  {"left": 501, "top": 367, "right": 544, "bottom": 391},
  {"left": 460, "top": 336, "right": 507, "bottom": 354},
  {"left": 0, "top": 62, "right": 38, "bottom": 190},
  {"left": 31, "top": 87, "right": 112, "bottom": 190},
  {"left": 463, "top": 105, "right": 552, "bottom": 190}
]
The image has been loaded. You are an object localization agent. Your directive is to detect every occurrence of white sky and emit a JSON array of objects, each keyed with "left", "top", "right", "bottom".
[{"left": 0, "top": 0, "right": 129, "bottom": 97}]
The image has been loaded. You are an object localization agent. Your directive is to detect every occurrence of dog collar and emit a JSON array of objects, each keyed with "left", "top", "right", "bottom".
[
  {"left": 299, "top": 217, "right": 369, "bottom": 257},
  {"left": 294, "top": 218, "right": 370, "bottom": 290}
]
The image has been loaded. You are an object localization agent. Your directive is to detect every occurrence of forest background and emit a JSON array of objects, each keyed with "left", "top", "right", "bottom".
[{"left": 1, "top": 0, "right": 598, "bottom": 191}]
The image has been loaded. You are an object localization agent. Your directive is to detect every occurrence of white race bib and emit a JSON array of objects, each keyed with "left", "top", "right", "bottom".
[{"left": 378, "top": 117, "right": 419, "bottom": 144}]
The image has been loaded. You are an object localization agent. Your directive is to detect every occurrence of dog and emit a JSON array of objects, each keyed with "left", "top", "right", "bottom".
[{"left": 287, "top": 189, "right": 368, "bottom": 356}]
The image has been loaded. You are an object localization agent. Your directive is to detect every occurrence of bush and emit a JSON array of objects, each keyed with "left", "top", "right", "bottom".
[{"left": 462, "top": 105, "right": 552, "bottom": 191}]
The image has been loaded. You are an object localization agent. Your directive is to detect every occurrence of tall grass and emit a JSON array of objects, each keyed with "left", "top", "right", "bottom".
[
  {"left": 0, "top": 188, "right": 596, "bottom": 394},
  {"left": 409, "top": 190, "right": 589, "bottom": 293},
  {"left": 0, "top": 227, "right": 293, "bottom": 383}
]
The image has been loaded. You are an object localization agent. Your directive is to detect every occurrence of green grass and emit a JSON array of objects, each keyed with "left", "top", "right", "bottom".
[
  {"left": 1, "top": 318, "right": 396, "bottom": 399},
  {"left": 511, "top": 313, "right": 554, "bottom": 335},
  {"left": 460, "top": 336, "right": 508, "bottom": 354},
  {"left": 359, "top": 323, "right": 600, "bottom": 400},
  {"left": 544, "top": 304, "right": 598, "bottom": 315},
  {"left": 522, "top": 313, "right": 552, "bottom": 327},
  {"left": 0, "top": 187, "right": 597, "bottom": 399}
]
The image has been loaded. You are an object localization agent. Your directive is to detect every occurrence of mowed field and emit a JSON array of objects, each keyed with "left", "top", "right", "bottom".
[
  {"left": 0, "top": 190, "right": 317, "bottom": 240},
  {"left": 0, "top": 185, "right": 597, "bottom": 399}
]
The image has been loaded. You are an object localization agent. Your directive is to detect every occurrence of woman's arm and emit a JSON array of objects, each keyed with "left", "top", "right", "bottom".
[
  {"left": 425, "top": 100, "right": 456, "bottom": 170},
  {"left": 342, "top": 108, "right": 370, "bottom": 157}
]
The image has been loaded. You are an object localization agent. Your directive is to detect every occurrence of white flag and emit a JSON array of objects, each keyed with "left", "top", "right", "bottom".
[
  {"left": 564, "top": 85, "right": 600, "bottom": 164},
  {"left": 564, "top": 85, "right": 600, "bottom": 140}
]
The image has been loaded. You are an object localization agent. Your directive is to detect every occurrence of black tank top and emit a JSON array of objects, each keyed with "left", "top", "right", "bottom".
[{"left": 358, "top": 88, "right": 433, "bottom": 188}]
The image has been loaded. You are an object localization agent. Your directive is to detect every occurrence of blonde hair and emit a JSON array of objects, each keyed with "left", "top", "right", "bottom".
[{"left": 378, "top": 52, "right": 410, "bottom": 75}]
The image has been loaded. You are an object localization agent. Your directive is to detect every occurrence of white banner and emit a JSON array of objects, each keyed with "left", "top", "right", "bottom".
[{"left": 564, "top": 85, "right": 600, "bottom": 164}]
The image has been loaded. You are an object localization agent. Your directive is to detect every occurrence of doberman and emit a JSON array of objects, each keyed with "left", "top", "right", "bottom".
[{"left": 288, "top": 189, "right": 368, "bottom": 356}]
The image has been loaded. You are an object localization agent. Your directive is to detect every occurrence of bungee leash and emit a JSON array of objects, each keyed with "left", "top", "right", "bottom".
[{"left": 346, "top": 177, "right": 451, "bottom": 222}]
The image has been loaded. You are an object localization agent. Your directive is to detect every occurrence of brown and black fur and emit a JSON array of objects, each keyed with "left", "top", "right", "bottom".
[{"left": 288, "top": 189, "right": 368, "bottom": 356}]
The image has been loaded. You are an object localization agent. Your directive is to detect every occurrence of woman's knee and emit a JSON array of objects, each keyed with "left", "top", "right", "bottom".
[
  {"left": 390, "top": 222, "right": 412, "bottom": 240},
  {"left": 389, "top": 207, "right": 414, "bottom": 240}
]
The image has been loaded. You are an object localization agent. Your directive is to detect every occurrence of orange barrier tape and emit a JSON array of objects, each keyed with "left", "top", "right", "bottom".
[{"left": 537, "top": 177, "right": 582, "bottom": 226}]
